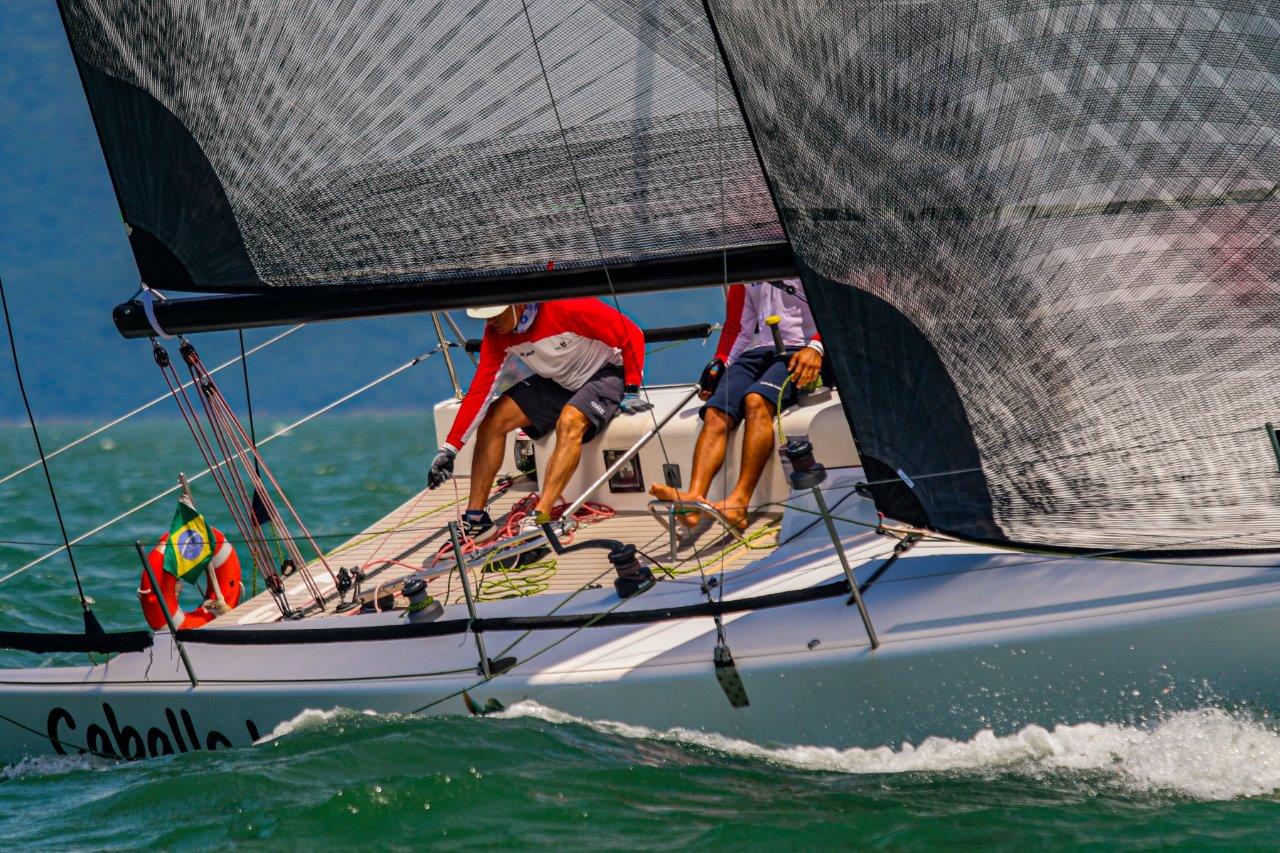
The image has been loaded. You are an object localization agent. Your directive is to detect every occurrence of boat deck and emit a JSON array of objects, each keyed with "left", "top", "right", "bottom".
[{"left": 232, "top": 474, "right": 782, "bottom": 624}]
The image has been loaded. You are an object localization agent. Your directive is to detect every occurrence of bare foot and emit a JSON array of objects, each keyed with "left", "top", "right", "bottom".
[
  {"left": 710, "top": 498, "right": 749, "bottom": 531},
  {"left": 649, "top": 483, "right": 707, "bottom": 527}
]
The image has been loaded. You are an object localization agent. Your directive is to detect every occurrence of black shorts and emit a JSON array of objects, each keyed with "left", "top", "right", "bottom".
[{"left": 505, "top": 364, "right": 624, "bottom": 442}]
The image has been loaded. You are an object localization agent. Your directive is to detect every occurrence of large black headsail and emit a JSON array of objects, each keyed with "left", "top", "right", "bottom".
[
  {"left": 706, "top": 1, "right": 1280, "bottom": 552},
  {"left": 58, "top": 0, "right": 782, "bottom": 293}
]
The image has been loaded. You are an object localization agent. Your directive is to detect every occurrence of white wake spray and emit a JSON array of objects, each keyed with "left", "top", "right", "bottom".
[
  {"left": 257, "top": 707, "right": 381, "bottom": 744},
  {"left": 497, "top": 702, "right": 1280, "bottom": 801},
  {"left": 10, "top": 703, "right": 1276, "bottom": 801},
  {"left": 1, "top": 753, "right": 108, "bottom": 780}
]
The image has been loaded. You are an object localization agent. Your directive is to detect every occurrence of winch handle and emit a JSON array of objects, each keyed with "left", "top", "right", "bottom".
[{"left": 765, "top": 315, "right": 785, "bottom": 356}]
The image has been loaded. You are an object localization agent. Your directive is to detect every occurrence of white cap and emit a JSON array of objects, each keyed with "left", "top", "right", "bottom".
[{"left": 466, "top": 305, "right": 510, "bottom": 319}]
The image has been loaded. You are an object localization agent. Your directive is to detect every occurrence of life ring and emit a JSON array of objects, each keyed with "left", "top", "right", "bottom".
[{"left": 138, "top": 527, "right": 242, "bottom": 631}]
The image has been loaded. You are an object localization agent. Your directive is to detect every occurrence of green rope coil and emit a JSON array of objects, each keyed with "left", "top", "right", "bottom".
[{"left": 477, "top": 558, "right": 558, "bottom": 600}]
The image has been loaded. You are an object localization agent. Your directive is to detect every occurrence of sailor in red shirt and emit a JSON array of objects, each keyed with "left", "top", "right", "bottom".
[
  {"left": 428, "top": 298, "right": 649, "bottom": 537},
  {"left": 649, "top": 279, "right": 823, "bottom": 529}
]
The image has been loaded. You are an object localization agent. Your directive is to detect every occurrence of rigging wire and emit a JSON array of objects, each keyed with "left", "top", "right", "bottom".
[
  {"left": 413, "top": 490, "right": 780, "bottom": 714},
  {"left": 711, "top": 40, "right": 734, "bottom": 615},
  {"left": 0, "top": 324, "right": 301, "bottom": 487},
  {"left": 3, "top": 15, "right": 1271, "bottom": 715},
  {"left": 0, "top": 274, "right": 97, "bottom": 627},
  {"left": 153, "top": 342, "right": 277, "bottom": 592},
  {"left": 411, "top": 565, "right": 669, "bottom": 716},
  {"left": 693, "top": 0, "right": 1276, "bottom": 563},
  {"left": 184, "top": 343, "right": 336, "bottom": 595},
  {"left": 0, "top": 528, "right": 433, "bottom": 550},
  {"left": 238, "top": 329, "right": 261, "bottom": 475},
  {"left": 0, "top": 348, "right": 441, "bottom": 589},
  {"left": 758, "top": 416, "right": 1271, "bottom": 510},
  {"left": 538, "top": 9, "right": 749, "bottom": 624},
  {"left": 3, "top": 494, "right": 1272, "bottom": 745},
  {"left": 0, "top": 337, "right": 714, "bottom": 554},
  {"left": 516, "top": 0, "right": 678, "bottom": 473},
  {"left": 516, "top": 2, "right": 758, "bottom": 641},
  {"left": 5, "top": 422, "right": 1273, "bottom": 581},
  {"left": 767, "top": 485, "right": 1280, "bottom": 575},
  {"left": 441, "top": 311, "right": 479, "bottom": 368},
  {"left": 238, "top": 329, "right": 261, "bottom": 598}
]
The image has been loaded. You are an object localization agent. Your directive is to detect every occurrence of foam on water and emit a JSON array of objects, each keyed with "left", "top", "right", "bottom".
[
  {"left": 498, "top": 702, "right": 1280, "bottom": 800},
  {"left": 1, "top": 753, "right": 107, "bottom": 780},
  {"left": 259, "top": 707, "right": 379, "bottom": 744},
  {"left": 6, "top": 701, "right": 1277, "bottom": 802}
]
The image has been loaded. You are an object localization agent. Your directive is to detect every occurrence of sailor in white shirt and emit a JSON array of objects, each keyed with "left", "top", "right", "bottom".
[{"left": 650, "top": 279, "right": 823, "bottom": 529}]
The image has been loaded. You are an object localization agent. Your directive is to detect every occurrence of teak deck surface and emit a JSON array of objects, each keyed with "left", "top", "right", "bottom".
[{"left": 233, "top": 475, "right": 781, "bottom": 624}]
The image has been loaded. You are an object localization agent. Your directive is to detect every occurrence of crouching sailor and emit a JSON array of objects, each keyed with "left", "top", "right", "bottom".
[
  {"left": 650, "top": 279, "right": 823, "bottom": 529},
  {"left": 427, "top": 299, "right": 650, "bottom": 538}
]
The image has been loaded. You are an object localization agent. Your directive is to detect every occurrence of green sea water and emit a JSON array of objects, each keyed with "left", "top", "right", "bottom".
[{"left": 3, "top": 416, "right": 1280, "bottom": 849}]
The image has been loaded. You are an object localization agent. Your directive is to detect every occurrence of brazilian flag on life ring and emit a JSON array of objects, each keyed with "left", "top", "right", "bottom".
[{"left": 164, "top": 498, "right": 214, "bottom": 582}]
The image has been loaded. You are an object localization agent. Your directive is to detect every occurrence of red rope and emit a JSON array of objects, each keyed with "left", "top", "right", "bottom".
[{"left": 431, "top": 492, "right": 616, "bottom": 566}]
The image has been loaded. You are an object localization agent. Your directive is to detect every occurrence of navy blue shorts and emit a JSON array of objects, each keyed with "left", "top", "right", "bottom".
[
  {"left": 505, "top": 364, "right": 624, "bottom": 442},
  {"left": 702, "top": 346, "right": 801, "bottom": 425}
]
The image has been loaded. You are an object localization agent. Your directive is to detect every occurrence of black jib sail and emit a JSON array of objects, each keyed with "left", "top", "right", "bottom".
[
  {"left": 57, "top": 0, "right": 783, "bottom": 295},
  {"left": 706, "top": 1, "right": 1280, "bottom": 552}
]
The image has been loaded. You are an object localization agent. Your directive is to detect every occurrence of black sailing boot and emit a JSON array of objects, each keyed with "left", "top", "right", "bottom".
[{"left": 461, "top": 509, "right": 494, "bottom": 539}]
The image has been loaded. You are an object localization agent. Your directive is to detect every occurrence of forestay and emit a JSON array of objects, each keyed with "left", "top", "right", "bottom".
[
  {"left": 706, "top": 1, "right": 1280, "bottom": 551},
  {"left": 57, "top": 0, "right": 781, "bottom": 292}
]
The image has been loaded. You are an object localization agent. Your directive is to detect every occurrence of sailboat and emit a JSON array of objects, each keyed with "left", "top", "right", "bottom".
[{"left": 3, "top": 0, "right": 1280, "bottom": 762}]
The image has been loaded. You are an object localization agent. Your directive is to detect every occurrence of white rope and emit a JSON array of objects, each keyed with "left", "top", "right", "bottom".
[
  {"left": 139, "top": 286, "right": 173, "bottom": 340},
  {"left": 0, "top": 348, "right": 438, "bottom": 588},
  {"left": 0, "top": 325, "right": 303, "bottom": 486}
]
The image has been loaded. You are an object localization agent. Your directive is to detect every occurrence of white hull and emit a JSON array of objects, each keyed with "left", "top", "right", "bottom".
[{"left": 3, "top": 473, "right": 1279, "bottom": 762}]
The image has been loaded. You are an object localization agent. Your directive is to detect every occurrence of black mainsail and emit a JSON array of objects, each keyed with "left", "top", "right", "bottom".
[
  {"left": 57, "top": 0, "right": 785, "bottom": 302},
  {"left": 705, "top": 0, "right": 1280, "bottom": 551},
  {"left": 62, "top": 0, "right": 1280, "bottom": 553}
]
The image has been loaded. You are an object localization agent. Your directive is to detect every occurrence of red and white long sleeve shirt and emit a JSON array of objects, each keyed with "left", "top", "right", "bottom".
[
  {"left": 444, "top": 298, "right": 645, "bottom": 451},
  {"left": 714, "top": 279, "right": 822, "bottom": 364}
]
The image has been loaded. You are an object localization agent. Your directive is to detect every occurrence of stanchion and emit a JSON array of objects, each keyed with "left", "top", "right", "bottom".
[
  {"left": 785, "top": 440, "right": 879, "bottom": 649},
  {"left": 448, "top": 522, "right": 492, "bottom": 678},
  {"left": 811, "top": 486, "right": 879, "bottom": 649},
  {"left": 134, "top": 541, "right": 200, "bottom": 685},
  {"left": 432, "top": 314, "right": 463, "bottom": 398}
]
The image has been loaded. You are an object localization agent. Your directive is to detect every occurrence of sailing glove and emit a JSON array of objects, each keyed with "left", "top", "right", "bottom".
[
  {"left": 428, "top": 447, "right": 456, "bottom": 489},
  {"left": 619, "top": 386, "right": 653, "bottom": 415},
  {"left": 698, "top": 358, "right": 726, "bottom": 398}
]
